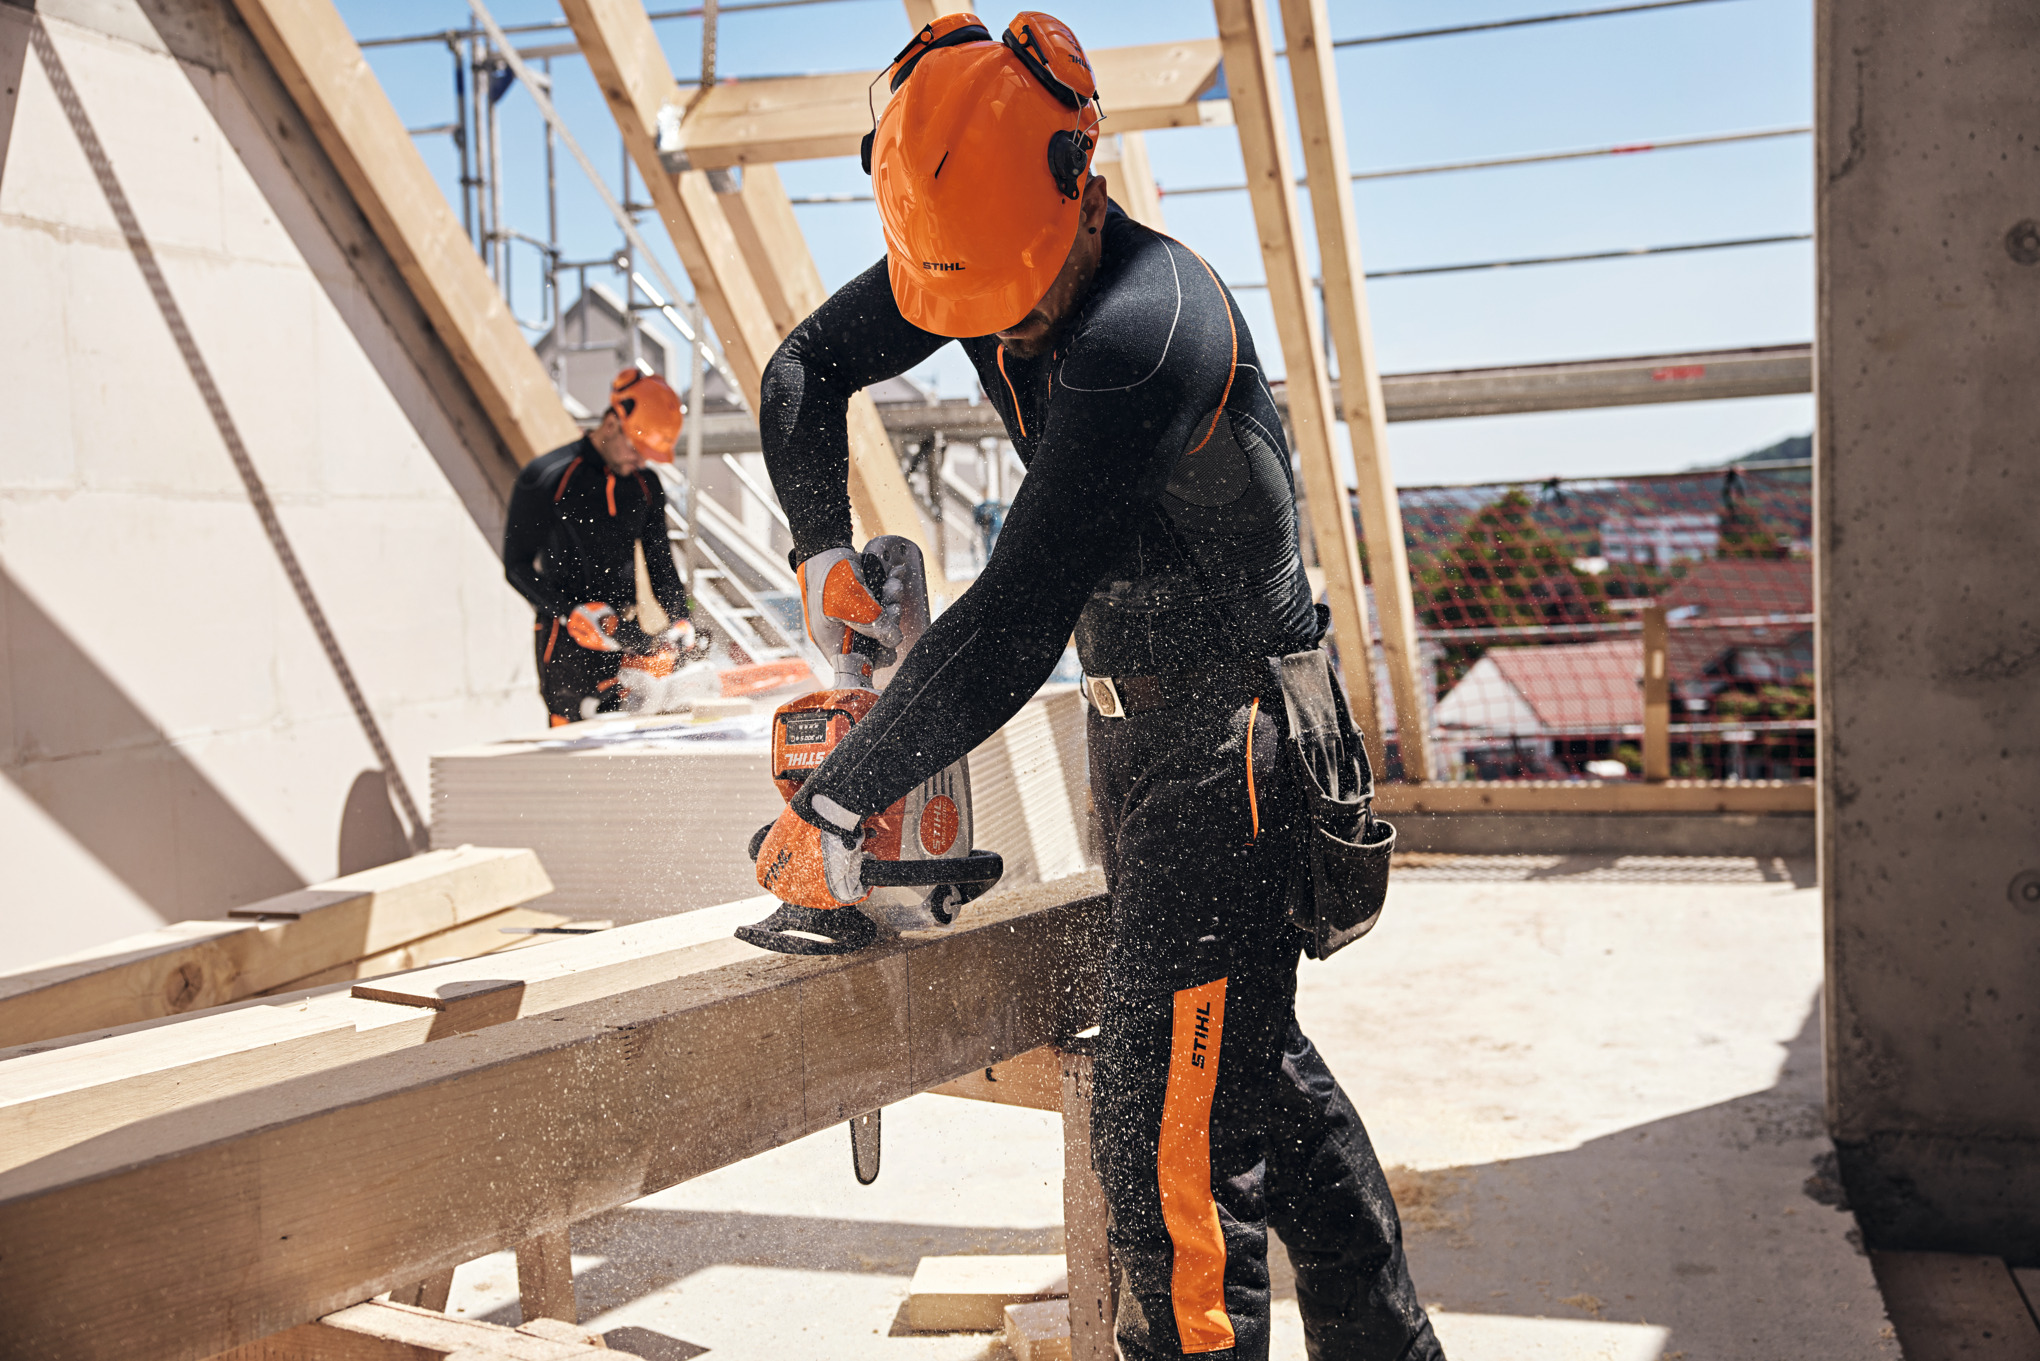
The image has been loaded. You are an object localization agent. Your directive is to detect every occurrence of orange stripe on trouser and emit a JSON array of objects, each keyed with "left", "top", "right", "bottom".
[{"left": 1159, "top": 977, "right": 1235, "bottom": 1354}]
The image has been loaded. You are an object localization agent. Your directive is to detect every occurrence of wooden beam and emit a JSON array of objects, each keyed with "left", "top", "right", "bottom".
[
  {"left": 1373, "top": 779, "right": 1815, "bottom": 816},
  {"left": 671, "top": 41, "right": 1232, "bottom": 169},
  {"left": 1278, "top": 0, "right": 1432, "bottom": 782},
  {"left": 713, "top": 166, "right": 932, "bottom": 560},
  {"left": 0, "top": 848, "right": 553, "bottom": 1048},
  {"left": 558, "top": 0, "right": 780, "bottom": 409},
  {"left": 225, "top": 0, "right": 577, "bottom": 465},
  {"left": 562, "top": 4, "right": 931, "bottom": 561},
  {"left": 1210, "top": 0, "right": 1388, "bottom": 777},
  {"left": 1095, "top": 132, "right": 1166, "bottom": 232},
  {"left": 0, "top": 878, "right": 1110, "bottom": 1361}
]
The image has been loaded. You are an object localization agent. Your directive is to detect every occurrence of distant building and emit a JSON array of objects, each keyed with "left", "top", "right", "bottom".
[
  {"left": 1433, "top": 639, "right": 1642, "bottom": 778},
  {"left": 1598, "top": 512, "right": 1719, "bottom": 568}
]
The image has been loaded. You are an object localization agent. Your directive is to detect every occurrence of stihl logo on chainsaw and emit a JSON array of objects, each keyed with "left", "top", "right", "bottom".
[{"left": 761, "top": 848, "right": 793, "bottom": 890}]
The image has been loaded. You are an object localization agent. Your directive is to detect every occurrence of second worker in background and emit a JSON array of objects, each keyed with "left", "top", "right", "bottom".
[
  {"left": 752, "top": 13, "right": 1442, "bottom": 1361},
  {"left": 503, "top": 368, "right": 698, "bottom": 726}
]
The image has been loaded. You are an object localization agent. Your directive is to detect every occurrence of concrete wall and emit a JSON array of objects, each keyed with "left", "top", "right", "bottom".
[
  {"left": 1817, "top": 0, "right": 2040, "bottom": 1256},
  {"left": 0, "top": 0, "right": 553, "bottom": 970}
]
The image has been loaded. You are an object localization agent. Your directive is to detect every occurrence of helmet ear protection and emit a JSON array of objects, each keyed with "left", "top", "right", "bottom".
[{"left": 862, "top": 10, "right": 1100, "bottom": 202}]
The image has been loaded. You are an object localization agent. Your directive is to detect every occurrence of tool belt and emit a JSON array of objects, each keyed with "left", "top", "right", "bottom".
[{"left": 1275, "top": 647, "right": 1395, "bottom": 960}]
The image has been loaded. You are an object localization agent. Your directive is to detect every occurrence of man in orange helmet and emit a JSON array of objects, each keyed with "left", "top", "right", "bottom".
[
  {"left": 504, "top": 368, "right": 697, "bottom": 726},
  {"left": 754, "top": 14, "right": 1441, "bottom": 1361}
]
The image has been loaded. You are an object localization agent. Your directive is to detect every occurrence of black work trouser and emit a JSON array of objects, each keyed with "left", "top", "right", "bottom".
[{"left": 1087, "top": 686, "right": 1442, "bottom": 1361}]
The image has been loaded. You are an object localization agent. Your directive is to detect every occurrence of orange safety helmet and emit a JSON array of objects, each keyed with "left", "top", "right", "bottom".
[
  {"left": 866, "top": 12, "right": 1102, "bottom": 338},
  {"left": 607, "top": 367, "right": 684, "bottom": 462}
]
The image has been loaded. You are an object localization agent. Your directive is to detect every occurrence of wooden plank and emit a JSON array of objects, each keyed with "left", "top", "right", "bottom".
[
  {"left": 925, "top": 1044, "right": 1062, "bottom": 1111},
  {"left": 1211, "top": 0, "right": 1388, "bottom": 778},
  {"left": 0, "top": 902, "right": 764, "bottom": 1173},
  {"left": 1278, "top": 0, "right": 1432, "bottom": 782},
  {"left": 1373, "top": 779, "right": 1815, "bottom": 816},
  {"left": 1869, "top": 1252, "right": 2040, "bottom": 1361},
  {"left": 0, "top": 878, "right": 1110, "bottom": 1361},
  {"left": 224, "top": 0, "right": 577, "bottom": 466},
  {"left": 1641, "top": 603, "right": 1671, "bottom": 781},
  {"left": 671, "top": 40, "right": 1231, "bottom": 169},
  {"left": 253, "top": 905, "right": 576, "bottom": 997},
  {"left": 1095, "top": 132, "right": 1165, "bottom": 232},
  {"left": 515, "top": 1230, "right": 577, "bottom": 1324},
  {"left": 0, "top": 848, "right": 553, "bottom": 1047},
  {"left": 713, "top": 164, "right": 932, "bottom": 560},
  {"left": 218, "top": 1301, "right": 612, "bottom": 1360},
  {"left": 906, "top": 1255, "right": 1067, "bottom": 1331}
]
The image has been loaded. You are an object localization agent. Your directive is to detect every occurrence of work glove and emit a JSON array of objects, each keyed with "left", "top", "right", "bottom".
[
  {"left": 754, "top": 793, "right": 869, "bottom": 909},
  {"left": 796, "top": 548, "right": 907, "bottom": 656},
  {"left": 658, "top": 619, "right": 702, "bottom": 658},
  {"left": 564, "top": 601, "right": 621, "bottom": 652}
]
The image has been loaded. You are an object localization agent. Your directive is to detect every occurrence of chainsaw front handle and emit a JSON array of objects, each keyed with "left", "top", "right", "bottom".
[{"left": 859, "top": 849, "right": 1005, "bottom": 888}]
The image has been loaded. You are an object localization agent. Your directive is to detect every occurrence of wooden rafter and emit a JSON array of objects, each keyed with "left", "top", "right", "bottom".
[
  {"left": 563, "top": 0, "right": 930, "bottom": 558},
  {"left": 1096, "top": 132, "right": 1167, "bottom": 232},
  {"left": 226, "top": 0, "right": 578, "bottom": 465},
  {"left": 712, "top": 166, "right": 930, "bottom": 560},
  {"left": 1278, "top": 0, "right": 1433, "bottom": 780},
  {"left": 1210, "top": 0, "right": 1390, "bottom": 776},
  {"left": 0, "top": 879, "right": 1109, "bottom": 1361}
]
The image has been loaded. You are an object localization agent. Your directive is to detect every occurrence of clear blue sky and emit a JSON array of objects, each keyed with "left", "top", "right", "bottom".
[{"left": 342, "top": 0, "right": 1815, "bottom": 484}]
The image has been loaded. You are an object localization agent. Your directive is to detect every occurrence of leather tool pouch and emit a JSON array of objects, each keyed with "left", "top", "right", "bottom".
[{"left": 1276, "top": 648, "right": 1395, "bottom": 959}]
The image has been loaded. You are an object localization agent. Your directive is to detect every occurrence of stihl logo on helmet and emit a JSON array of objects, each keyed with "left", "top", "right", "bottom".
[{"left": 922, "top": 261, "right": 966, "bottom": 271}]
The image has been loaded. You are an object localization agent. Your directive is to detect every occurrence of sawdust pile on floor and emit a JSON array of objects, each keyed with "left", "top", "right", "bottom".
[
  {"left": 1560, "top": 1293, "right": 1606, "bottom": 1317},
  {"left": 1384, "top": 1165, "right": 1473, "bottom": 1235}
]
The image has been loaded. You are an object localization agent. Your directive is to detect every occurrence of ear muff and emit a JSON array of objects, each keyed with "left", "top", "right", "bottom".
[
  {"left": 890, "top": 18, "right": 993, "bottom": 92},
  {"left": 1046, "top": 127, "right": 1094, "bottom": 201}
]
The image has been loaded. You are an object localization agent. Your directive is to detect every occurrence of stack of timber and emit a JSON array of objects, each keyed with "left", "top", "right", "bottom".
[
  {"left": 0, "top": 847, "right": 559, "bottom": 1050},
  {"left": 0, "top": 873, "right": 1112, "bottom": 1360},
  {"left": 431, "top": 687, "right": 1095, "bottom": 923}
]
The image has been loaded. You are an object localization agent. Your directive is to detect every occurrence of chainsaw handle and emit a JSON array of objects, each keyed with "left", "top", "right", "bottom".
[{"left": 860, "top": 849, "right": 1005, "bottom": 888}]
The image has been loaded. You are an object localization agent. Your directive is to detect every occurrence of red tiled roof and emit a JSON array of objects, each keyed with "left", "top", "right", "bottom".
[
  {"left": 1487, "top": 639, "right": 1643, "bottom": 733},
  {"left": 1659, "top": 558, "right": 1812, "bottom": 616}
]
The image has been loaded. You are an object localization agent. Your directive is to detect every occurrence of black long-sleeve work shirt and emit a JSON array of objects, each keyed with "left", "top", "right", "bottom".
[
  {"left": 502, "top": 436, "right": 691, "bottom": 626},
  {"left": 762, "top": 206, "right": 1316, "bottom": 818}
]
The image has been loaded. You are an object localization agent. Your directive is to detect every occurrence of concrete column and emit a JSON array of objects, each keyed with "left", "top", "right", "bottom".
[{"left": 1818, "top": 1, "right": 2040, "bottom": 1256}]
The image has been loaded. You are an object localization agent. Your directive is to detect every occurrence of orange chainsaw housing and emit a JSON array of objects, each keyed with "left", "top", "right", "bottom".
[{"left": 769, "top": 687, "right": 905, "bottom": 860}]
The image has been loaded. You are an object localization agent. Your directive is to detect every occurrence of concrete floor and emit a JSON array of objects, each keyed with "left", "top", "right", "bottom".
[{"left": 435, "top": 856, "right": 1897, "bottom": 1360}]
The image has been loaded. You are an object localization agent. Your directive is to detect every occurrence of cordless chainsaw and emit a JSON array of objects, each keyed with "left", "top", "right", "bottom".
[{"left": 736, "top": 536, "right": 1004, "bottom": 955}]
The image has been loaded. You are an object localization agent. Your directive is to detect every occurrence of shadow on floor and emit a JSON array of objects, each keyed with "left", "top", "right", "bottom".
[
  {"left": 514, "top": 996, "right": 1886, "bottom": 1361},
  {"left": 477, "top": 1212, "right": 1064, "bottom": 1330}
]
